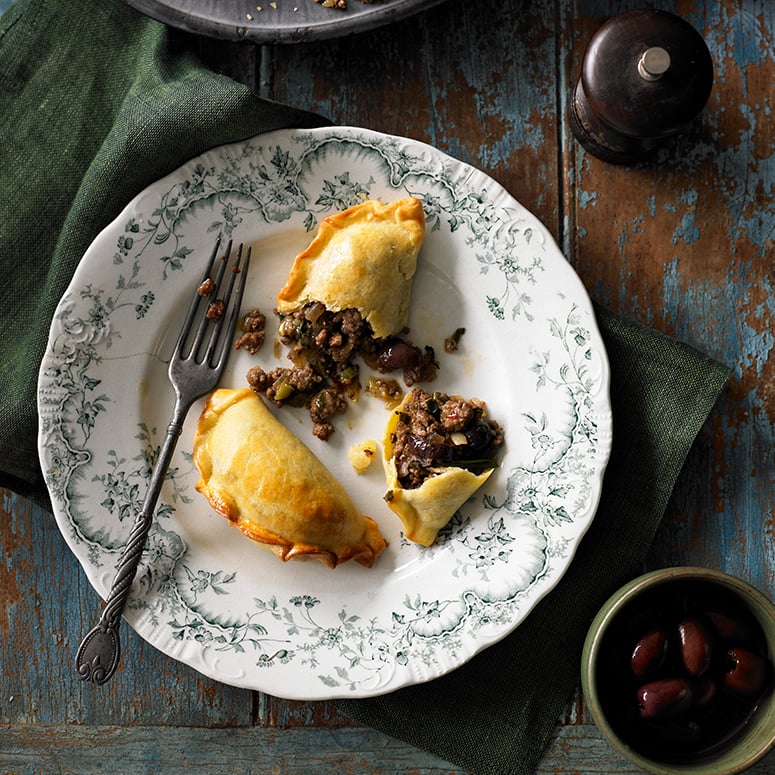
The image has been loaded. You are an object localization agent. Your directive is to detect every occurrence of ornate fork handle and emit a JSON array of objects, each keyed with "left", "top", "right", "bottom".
[{"left": 75, "top": 400, "right": 190, "bottom": 684}]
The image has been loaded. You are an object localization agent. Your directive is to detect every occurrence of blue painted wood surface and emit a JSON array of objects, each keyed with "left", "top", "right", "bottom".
[{"left": 2, "top": 0, "right": 773, "bottom": 771}]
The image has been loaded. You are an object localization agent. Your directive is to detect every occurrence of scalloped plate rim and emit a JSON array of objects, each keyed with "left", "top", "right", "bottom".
[{"left": 37, "top": 126, "right": 612, "bottom": 699}]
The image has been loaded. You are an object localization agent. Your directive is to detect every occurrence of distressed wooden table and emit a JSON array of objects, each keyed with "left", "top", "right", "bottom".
[{"left": 2, "top": 0, "right": 774, "bottom": 772}]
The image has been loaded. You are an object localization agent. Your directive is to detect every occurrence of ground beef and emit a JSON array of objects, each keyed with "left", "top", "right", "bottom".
[
  {"left": 198, "top": 277, "right": 215, "bottom": 296},
  {"left": 277, "top": 303, "right": 368, "bottom": 380},
  {"left": 235, "top": 331, "right": 265, "bottom": 354},
  {"left": 309, "top": 387, "right": 348, "bottom": 440},
  {"left": 246, "top": 364, "right": 322, "bottom": 403},
  {"left": 402, "top": 346, "right": 439, "bottom": 386},
  {"left": 206, "top": 299, "right": 225, "bottom": 321},
  {"left": 248, "top": 302, "right": 439, "bottom": 439},
  {"left": 439, "top": 395, "right": 480, "bottom": 432},
  {"left": 391, "top": 387, "right": 504, "bottom": 489},
  {"left": 234, "top": 308, "right": 266, "bottom": 354},
  {"left": 246, "top": 366, "right": 270, "bottom": 393}
]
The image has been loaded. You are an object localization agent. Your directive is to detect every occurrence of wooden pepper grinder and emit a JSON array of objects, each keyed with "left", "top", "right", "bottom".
[{"left": 569, "top": 9, "right": 714, "bottom": 164}]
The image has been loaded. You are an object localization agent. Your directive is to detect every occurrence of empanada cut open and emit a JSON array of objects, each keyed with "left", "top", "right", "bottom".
[
  {"left": 382, "top": 388, "right": 503, "bottom": 547},
  {"left": 276, "top": 197, "right": 425, "bottom": 339}
]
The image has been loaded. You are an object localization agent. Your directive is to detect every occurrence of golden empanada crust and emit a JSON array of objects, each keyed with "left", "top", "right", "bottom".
[
  {"left": 193, "top": 388, "right": 387, "bottom": 568},
  {"left": 382, "top": 393, "right": 494, "bottom": 547},
  {"left": 276, "top": 197, "right": 425, "bottom": 339}
]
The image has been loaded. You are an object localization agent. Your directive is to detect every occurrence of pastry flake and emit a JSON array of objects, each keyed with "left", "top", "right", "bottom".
[
  {"left": 348, "top": 439, "right": 378, "bottom": 474},
  {"left": 193, "top": 388, "right": 387, "bottom": 568},
  {"left": 276, "top": 197, "right": 425, "bottom": 339},
  {"left": 382, "top": 387, "right": 504, "bottom": 547}
]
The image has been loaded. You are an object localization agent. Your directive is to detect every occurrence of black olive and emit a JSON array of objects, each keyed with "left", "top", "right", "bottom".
[
  {"left": 406, "top": 434, "right": 441, "bottom": 465},
  {"left": 465, "top": 423, "right": 494, "bottom": 451},
  {"left": 377, "top": 340, "right": 420, "bottom": 372}
]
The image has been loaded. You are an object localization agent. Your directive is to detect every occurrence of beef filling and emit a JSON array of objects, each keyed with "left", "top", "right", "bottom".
[
  {"left": 391, "top": 387, "right": 504, "bottom": 489},
  {"left": 247, "top": 301, "right": 438, "bottom": 439},
  {"left": 234, "top": 308, "right": 266, "bottom": 354}
]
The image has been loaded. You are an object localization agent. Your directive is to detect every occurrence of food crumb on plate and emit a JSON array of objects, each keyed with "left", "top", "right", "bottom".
[{"left": 349, "top": 439, "right": 378, "bottom": 474}]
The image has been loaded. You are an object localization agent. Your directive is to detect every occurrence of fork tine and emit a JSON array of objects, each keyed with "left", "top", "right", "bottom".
[
  {"left": 202, "top": 242, "right": 243, "bottom": 365},
  {"left": 211, "top": 245, "right": 251, "bottom": 370},
  {"left": 174, "top": 237, "right": 221, "bottom": 358},
  {"left": 185, "top": 239, "right": 233, "bottom": 362}
]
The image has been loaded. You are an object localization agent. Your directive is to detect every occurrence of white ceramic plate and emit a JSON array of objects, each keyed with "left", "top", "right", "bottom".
[{"left": 38, "top": 127, "right": 611, "bottom": 699}]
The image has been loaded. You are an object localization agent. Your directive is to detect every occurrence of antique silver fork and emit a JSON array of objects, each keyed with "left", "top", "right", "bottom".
[{"left": 75, "top": 237, "right": 251, "bottom": 685}]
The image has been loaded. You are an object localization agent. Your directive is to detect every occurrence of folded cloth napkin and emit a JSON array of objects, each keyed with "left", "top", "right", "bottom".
[{"left": 0, "top": 1, "right": 731, "bottom": 774}]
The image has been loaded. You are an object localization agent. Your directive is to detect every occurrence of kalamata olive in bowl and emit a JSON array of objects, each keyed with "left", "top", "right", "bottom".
[
  {"left": 631, "top": 628, "right": 669, "bottom": 678},
  {"left": 581, "top": 567, "right": 775, "bottom": 774},
  {"left": 678, "top": 617, "right": 713, "bottom": 677},
  {"left": 637, "top": 678, "right": 693, "bottom": 720},
  {"left": 724, "top": 648, "right": 769, "bottom": 696}
]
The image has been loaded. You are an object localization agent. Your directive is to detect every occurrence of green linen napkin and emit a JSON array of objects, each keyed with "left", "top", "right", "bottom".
[{"left": 0, "top": 1, "right": 731, "bottom": 774}]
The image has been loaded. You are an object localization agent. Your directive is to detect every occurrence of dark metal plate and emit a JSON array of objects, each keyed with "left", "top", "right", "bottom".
[{"left": 124, "top": 0, "right": 449, "bottom": 44}]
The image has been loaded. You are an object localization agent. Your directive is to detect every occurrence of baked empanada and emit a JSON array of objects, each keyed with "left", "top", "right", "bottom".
[
  {"left": 382, "top": 387, "right": 504, "bottom": 547},
  {"left": 193, "top": 388, "right": 387, "bottom": 568},
  {"left": 276, "top": 197, "right": 425, "bottom": 339}
]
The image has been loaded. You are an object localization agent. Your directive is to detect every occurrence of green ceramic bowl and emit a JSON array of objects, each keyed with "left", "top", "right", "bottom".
[{"left": 581, "top": 567, "right": 775, "bottom": 775}]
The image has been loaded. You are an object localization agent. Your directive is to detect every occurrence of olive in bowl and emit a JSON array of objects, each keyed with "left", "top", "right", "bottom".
[{"left": 581, "top": 567, "right": 775, "bottom": 774}]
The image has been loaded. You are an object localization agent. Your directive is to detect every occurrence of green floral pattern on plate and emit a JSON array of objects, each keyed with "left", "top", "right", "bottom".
[{"left": 38, "top": 127, "right": 611, "bottom": 699}]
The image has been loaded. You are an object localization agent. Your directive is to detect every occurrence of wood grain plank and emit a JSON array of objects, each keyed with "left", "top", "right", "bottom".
[
  {"left": 538, "top": 726, "right": 775, "bottom": 774},
  {"left": 563, "top": 0, "right": 775, "bottom": 600},
  {"left": 0, "top": 724, "right": 462, "bottom": 774},
  {"left": 256, "top": 696, "right": 355, "bottom": 728},
  {"left": 1, "top": 724, "right": 773, "bottom": 774}
]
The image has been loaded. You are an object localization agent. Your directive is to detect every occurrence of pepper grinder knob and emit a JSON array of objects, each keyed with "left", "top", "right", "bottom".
[{"left": 569, "top": 9, "right": 714, "bottom": 164}]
